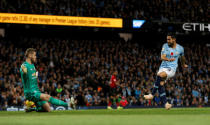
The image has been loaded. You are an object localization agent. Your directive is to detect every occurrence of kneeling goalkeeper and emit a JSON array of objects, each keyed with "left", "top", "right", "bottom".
[{"left": 20, "top": 48, "right": 69, "bottom": 112}]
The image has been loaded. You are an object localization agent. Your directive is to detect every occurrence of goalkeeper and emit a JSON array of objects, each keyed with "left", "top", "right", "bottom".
[{"left": 20, "top": 48, "right": 69, "bottom": 112}]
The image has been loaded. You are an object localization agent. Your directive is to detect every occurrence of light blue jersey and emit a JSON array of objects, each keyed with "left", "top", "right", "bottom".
[{"left": 160, "top": 43, "right": 184, "bottom": 71}]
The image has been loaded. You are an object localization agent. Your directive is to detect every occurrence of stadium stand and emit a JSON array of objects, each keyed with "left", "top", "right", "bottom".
[
  {"left": 0, "top": 35, "right": 209, "bottom": 110},
  {"left": 0, "top": 0, "right": 208, "bottom": 22}
]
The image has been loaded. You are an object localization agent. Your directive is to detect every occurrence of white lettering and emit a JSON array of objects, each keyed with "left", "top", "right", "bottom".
[
  {"left": 204, "top": 24, "right": 210, "bottom": 31},
  {"left": 192, "top": 23, "right": 199, "bottom": 31},
  {"left": 183, "top": 23, "right": 192, "bottom": 31},
  {"left": 7, "top": 107, "right": 18, "bottom": 111},
  {"left": 183, "top": 23, "right": 210, "bottom": 32},
  {"left": 200, "top": 23, "right": 203, "bottom": 31}
]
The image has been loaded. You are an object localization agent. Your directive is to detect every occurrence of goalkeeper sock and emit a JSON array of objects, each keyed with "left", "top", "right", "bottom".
[
  {"left": 159, "top": 85, "right": 167, "bottom": 105},
  {"left": 49, "top": 97, "right": 68, "bottom": 107},
  {"left": 151, "top": 76, "right": 161, "bottom": 95}
]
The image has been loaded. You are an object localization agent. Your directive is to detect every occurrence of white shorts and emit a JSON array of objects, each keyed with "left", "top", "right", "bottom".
[{"left": 157, "top": 68, "right": 176, "bottom": 80}]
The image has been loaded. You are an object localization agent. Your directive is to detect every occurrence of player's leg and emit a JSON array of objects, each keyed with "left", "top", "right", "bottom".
[
  {"left": 107, "top": 96, "right": 113, "bottom": 109},
  {"left": 107, "top": 88, "right": 114, "bottom": 109},
  {"left": 35, "top": 101, "right": 51, "bottom": 112},
  {"left": 157, "top": 72, "right": 167, "bottom": 105},
  {"left": 116, "top": 94, "right": 123, "bottom": 110},
  {"left": 40, "top": 93, "right": 68, "bottom": 107},
  {"left": 158, "top": 70, "right": 175, "bottom": 109},
  {"left": 144, "top": 69, "right": 167, "bottom": 100},
  {"left": 24, "top": 93, "right": 37, "bottom": 112},
  {"left": 42, "top": 102, "right": 51, "bottom": 112}
]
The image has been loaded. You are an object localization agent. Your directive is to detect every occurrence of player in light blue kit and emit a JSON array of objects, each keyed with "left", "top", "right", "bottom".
[{"left": 144, "top": 33, "right": 188, "bottom": 110}]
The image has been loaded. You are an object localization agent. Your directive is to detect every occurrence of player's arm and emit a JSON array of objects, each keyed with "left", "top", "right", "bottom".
[
  {"left": 180, "top": 55, "right": 188, "bottom": 68},
  {"left": 116, "top": 80, "right": 120, "bottom": 86},
  {"left": 21, "top": 65, "right": 27, "bottom": 74},
  {"left": 180, "top": 46, "right": 188, "bottom": 68}
]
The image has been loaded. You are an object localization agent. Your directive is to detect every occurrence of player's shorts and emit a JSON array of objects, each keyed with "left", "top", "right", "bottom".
[
  {"left": 108, "top": 87, "right": 117, "bottom": 97},
  {"left": 157, "top": 68, "right": 176, "bottom": 80},
  {"left": 24, "top": 91, "right": 47, "bottom": 111}
]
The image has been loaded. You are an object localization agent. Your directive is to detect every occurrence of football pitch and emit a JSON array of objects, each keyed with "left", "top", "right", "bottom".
[{"left": 0, "top": 108, "right": 210, "bottom": 125}]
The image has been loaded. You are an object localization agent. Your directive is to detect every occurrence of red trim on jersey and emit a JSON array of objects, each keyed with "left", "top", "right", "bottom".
[
  {"left": 110, "top": 75, "right": 117, "bottom": 88},
  {"left": 120, "top": 100, "right": 128, "bottom": 107}
]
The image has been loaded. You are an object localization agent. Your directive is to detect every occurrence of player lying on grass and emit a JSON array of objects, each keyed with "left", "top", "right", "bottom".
[
  {"left": 20, "top": 48, "right": 70, "bottom": 112},
  {"left": 144, "top": 33, "right": 188, "bottom": 110}
]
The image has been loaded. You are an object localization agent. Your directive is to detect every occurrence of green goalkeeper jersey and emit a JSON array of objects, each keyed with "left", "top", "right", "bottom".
[{"left": 20, "top": 61, "right": 40, "bottom": 93}]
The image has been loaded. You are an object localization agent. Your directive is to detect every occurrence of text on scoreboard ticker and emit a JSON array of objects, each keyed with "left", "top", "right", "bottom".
[{"left": 0, "top": 13, "right": 123, "bottom": 28}]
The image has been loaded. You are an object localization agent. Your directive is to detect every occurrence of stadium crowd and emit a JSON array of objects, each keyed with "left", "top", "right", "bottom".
[
  {"left": 0, "top": 0, "right": 208, "bottom": 22},
  {"left": 0, "top": 37, "right": 209, "bottom": 110}
]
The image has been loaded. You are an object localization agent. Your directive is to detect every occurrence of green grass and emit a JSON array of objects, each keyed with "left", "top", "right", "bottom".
[{"left": 0, "top": 108, "right": 210, "bottom": 125}]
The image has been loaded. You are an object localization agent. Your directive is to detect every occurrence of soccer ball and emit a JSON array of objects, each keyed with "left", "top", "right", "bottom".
[{"left": 25, "top": 100, "right": 36, "bottom": 108}]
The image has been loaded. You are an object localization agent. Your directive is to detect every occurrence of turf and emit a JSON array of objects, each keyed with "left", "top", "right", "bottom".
[{"left": 0, "top": 108, "right": 210, "bottom": 125}]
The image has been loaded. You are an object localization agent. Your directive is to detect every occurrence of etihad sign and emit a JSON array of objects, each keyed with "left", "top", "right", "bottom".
[{"left": 183, "top": 23, "right": 210, "bottom": 32}]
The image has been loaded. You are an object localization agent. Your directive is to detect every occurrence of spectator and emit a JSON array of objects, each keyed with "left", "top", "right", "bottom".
[
  {"left": 154, "top": 93, "right": 161, "bottom": 106},
  {"left": 135, "top": 87, "right": 141, "bottom": 99},
  {"left": 85, "top": 91, "right": 93, "bottom": 106},
  {"left": 0, "top": 0, "right": 207, "bottom": 22},
  {"left": 0, "top": 36, "right": 209, "bottom": 109}
]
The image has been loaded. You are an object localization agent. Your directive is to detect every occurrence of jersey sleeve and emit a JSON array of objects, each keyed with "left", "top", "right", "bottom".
[
  {"left": 20, "top": 64, "right": 27, "bottom": 80},
  {"left": 161, "top": 44, "right": 167, "bottom": 55},
  {"left": 20, "top": 63, "right": 28, "bottom": 74},
  {"left": 180, "top": 46, "right": 184, "bottom": 56}
]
